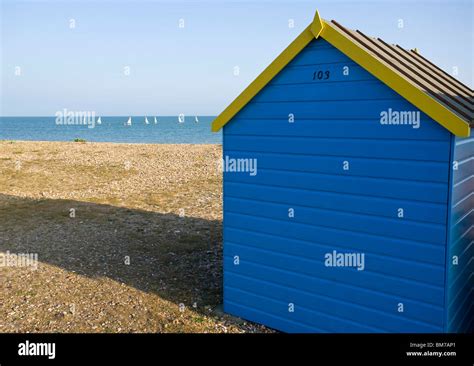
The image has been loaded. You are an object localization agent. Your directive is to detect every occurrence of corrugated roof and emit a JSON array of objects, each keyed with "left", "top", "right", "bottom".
[
  {"left": 211, "top": 10, "right": 473, "bottom": 136},
  {"left": 329, "top": 20, "right": 474, "bottom": 128}
]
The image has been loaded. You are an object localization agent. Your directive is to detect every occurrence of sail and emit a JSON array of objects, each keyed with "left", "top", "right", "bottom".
[
  {"left": 97, "top": 117, "right": 101, "bottom": 124},
  {"left": 126, "top": 117, "right": 132, "bottom": 126},
  {"left": 145, "top": 116, "right": 149, "bottom": 124},
  {"left": 154, "top": 117, "right": 158, "bottom": 124}
]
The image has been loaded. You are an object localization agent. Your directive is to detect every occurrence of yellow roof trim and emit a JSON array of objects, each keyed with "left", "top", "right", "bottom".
[
  {"left": 211, "top": 10, "right": 471, "bottom": 137},
  {"left": 310, "top": 10, "right": 324, "bottom": 38}
]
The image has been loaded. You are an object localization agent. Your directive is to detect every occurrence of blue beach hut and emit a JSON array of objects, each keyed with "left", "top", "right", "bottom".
[{"left": 212, "top": 11, "right": 473, "bottom": 333}]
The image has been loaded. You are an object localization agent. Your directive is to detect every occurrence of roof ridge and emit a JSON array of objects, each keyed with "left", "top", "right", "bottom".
[{"left": 211, "top": 10, "right": 472, "bottom": 135}]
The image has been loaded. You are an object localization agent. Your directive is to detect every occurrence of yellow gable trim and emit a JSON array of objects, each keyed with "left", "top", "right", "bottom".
[
  {"left": 211, "top": 10, "right": 471, "bottom": 137},
  {"left": 310, "top": 10, "right": 324, "bottom": 38}
]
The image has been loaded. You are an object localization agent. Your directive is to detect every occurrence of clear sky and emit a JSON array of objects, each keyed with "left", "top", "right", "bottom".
[{"left": 1, "top": 0, "right": 472, "bottom": 116}]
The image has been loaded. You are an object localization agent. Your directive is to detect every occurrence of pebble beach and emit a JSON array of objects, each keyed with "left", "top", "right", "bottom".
[{"left": 0, "top": 141, "right": 270, "bottom": 333}]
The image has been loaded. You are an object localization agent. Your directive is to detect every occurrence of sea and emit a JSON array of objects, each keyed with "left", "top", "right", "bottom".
[{"left": 0, "top": 116, "right": 221, "bottom": 144}]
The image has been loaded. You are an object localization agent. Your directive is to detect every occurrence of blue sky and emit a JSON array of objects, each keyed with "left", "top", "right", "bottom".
[{"left": 1, "top": 0, "right": 472, "bottom": 116}]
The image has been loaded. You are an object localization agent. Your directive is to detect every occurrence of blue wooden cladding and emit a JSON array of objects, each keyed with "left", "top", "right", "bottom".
[
  {"left": 446, "top": 137, "right": 474, "bottom": 333},
  {"left": 221, "top": 38, "right": 473, "bottom": 333}
]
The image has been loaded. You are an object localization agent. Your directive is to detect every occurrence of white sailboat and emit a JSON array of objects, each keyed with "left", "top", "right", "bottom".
[
  {"left": 194, "top": 116, "right": 199, "bottom": 123},
  {"left": 154, "top": 117, "right": 158, "bottom": 124},
  {"left": 96, "top": 117, "right": 102, "bottom": 125},
  {"left": 145, "top": 116, "right": 149, "bottom": 125},
  {"left": 125, "top": 117, "right": 132, "bottom": 126}
]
